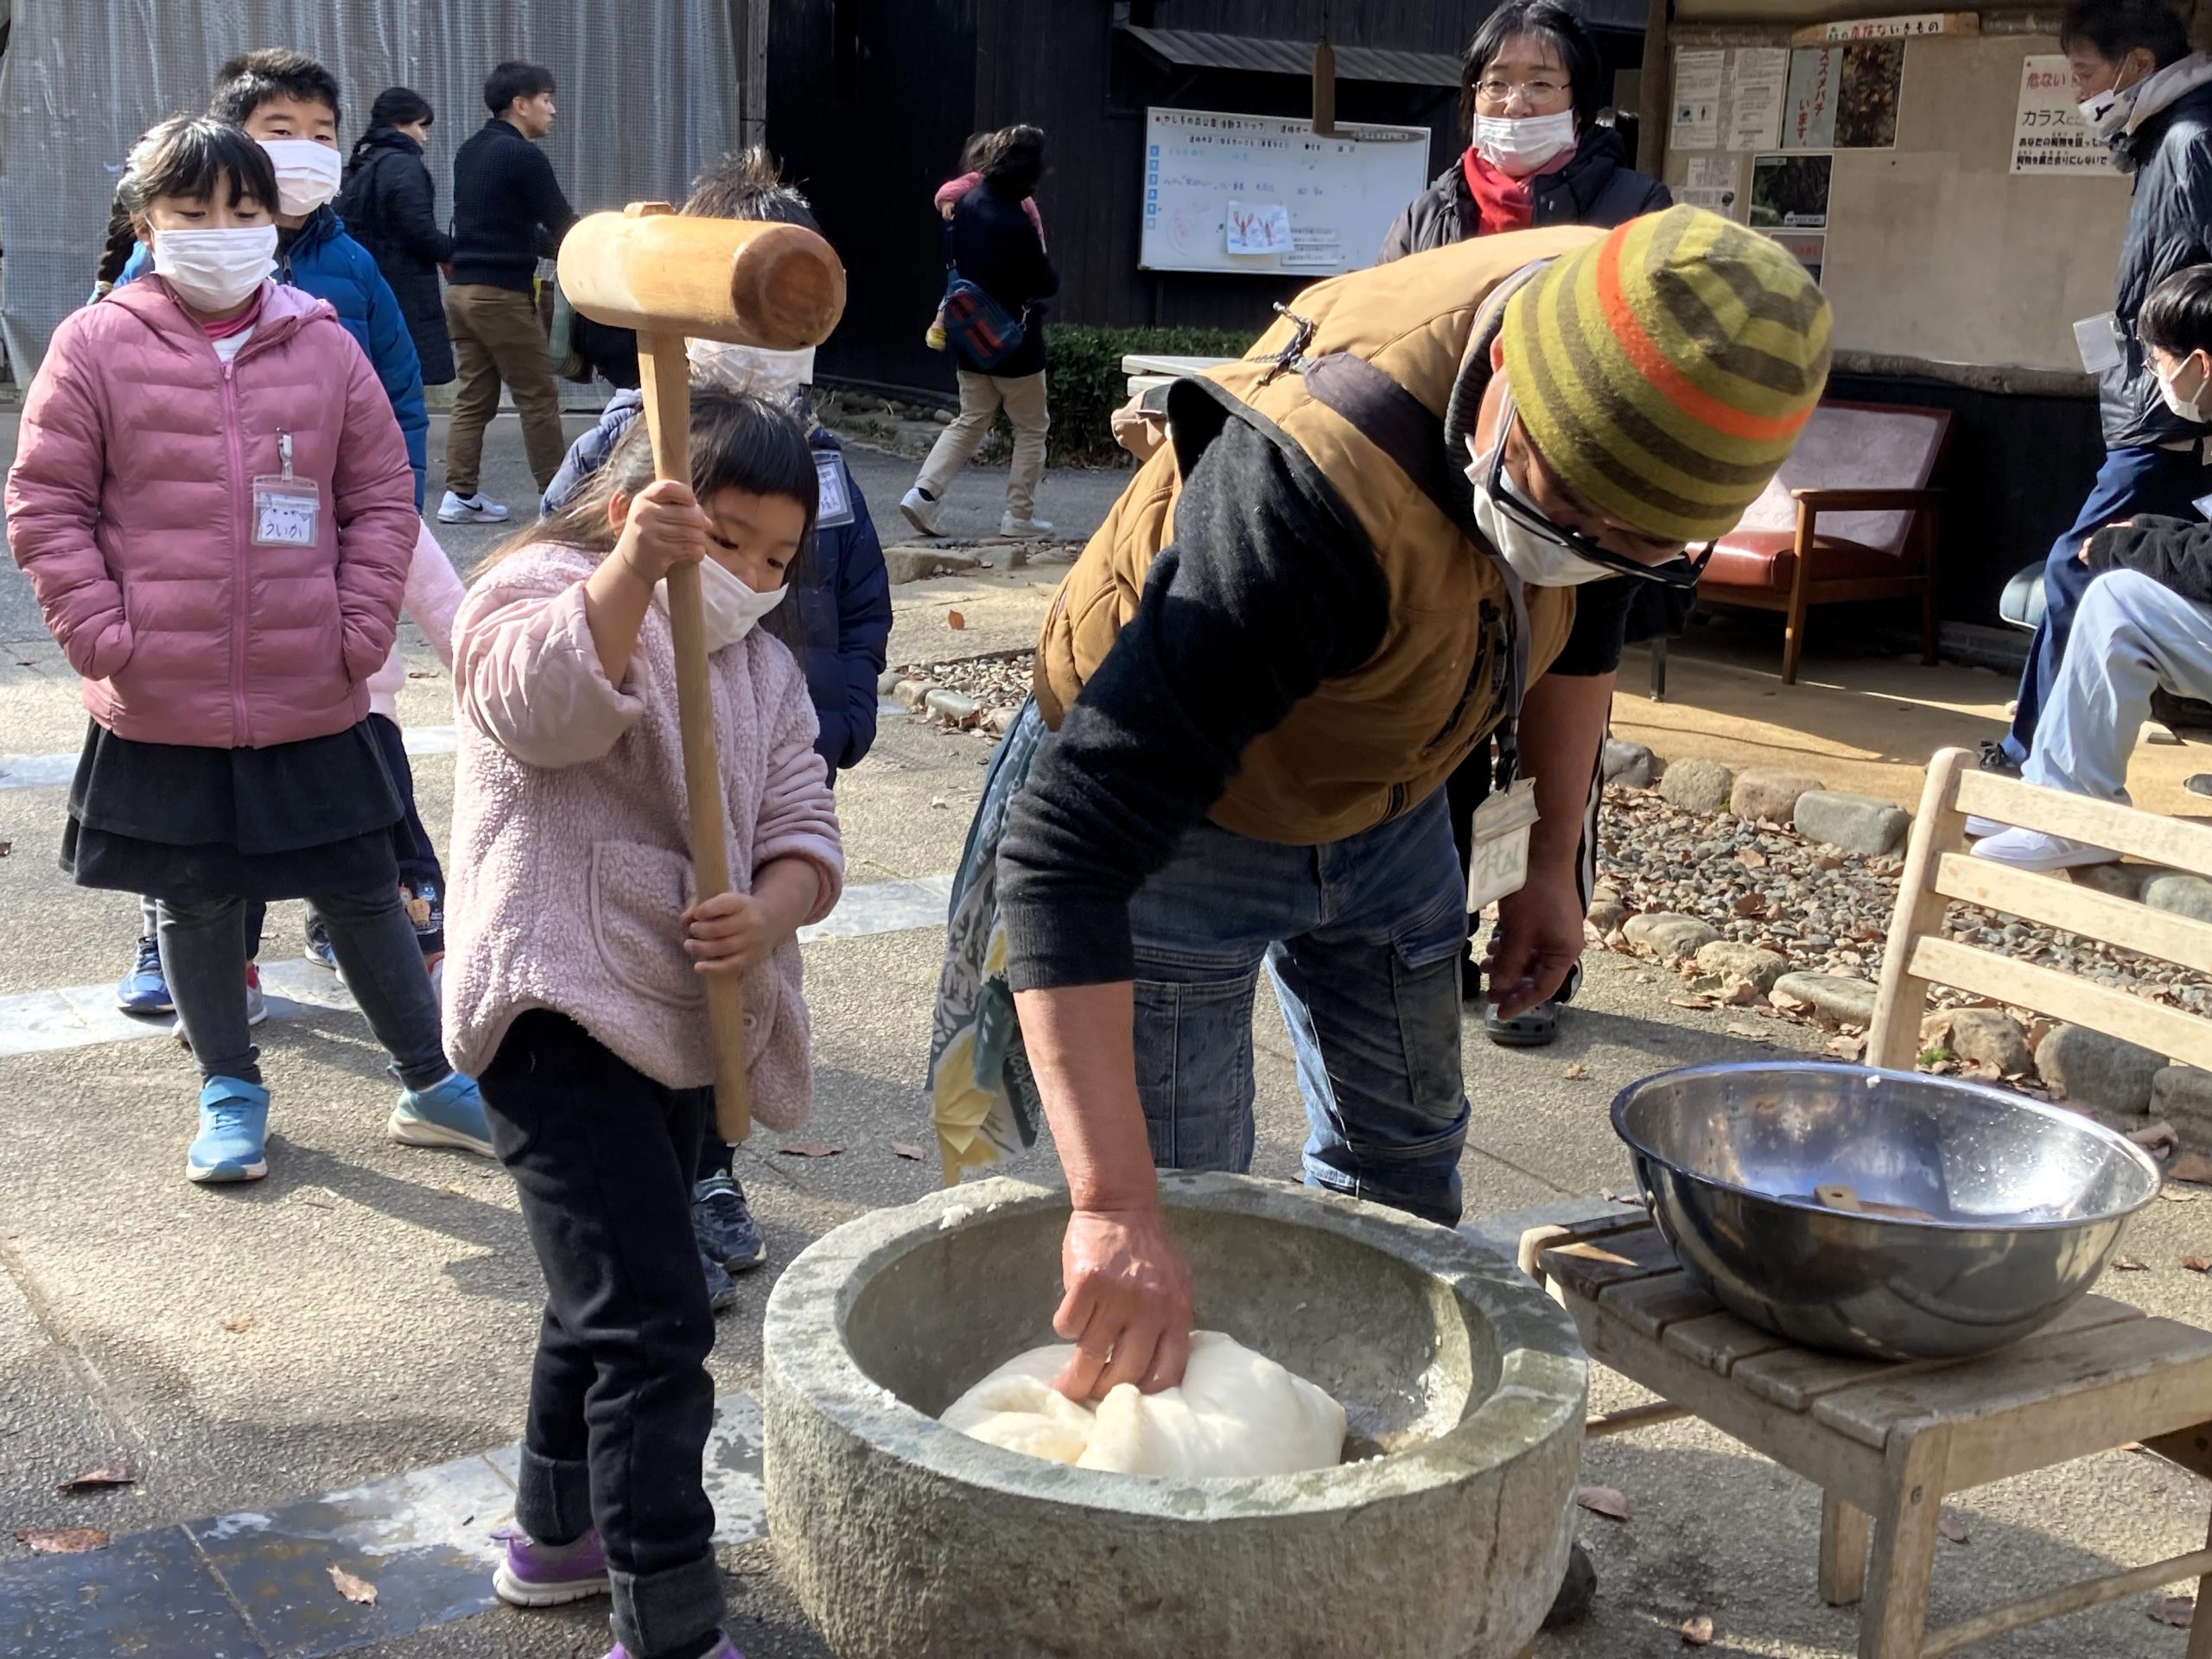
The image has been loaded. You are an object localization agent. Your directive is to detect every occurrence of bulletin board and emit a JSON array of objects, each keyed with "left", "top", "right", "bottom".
[
  {"left": 1665, "top": 34, "right": 2133, "bottom": 373},
  {"left": 1139, "top": 107, "right": 1433, "bottom": 276}
]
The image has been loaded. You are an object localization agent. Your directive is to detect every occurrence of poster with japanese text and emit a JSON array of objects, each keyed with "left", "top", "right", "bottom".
[{"left": 2011, "top": 53, "right": 2106, "bottom": 173}]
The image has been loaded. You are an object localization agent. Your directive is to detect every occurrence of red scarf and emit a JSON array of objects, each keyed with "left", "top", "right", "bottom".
[
  {"left": 1461, "top": 148, "right": 1534, "bottom": 235},
  {"left": 200, "top": 293, "right": 264, "bottom": 341}
]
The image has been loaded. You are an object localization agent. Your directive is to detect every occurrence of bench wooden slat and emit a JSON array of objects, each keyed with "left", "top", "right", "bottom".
[
  {"left": 1906, "top": 935, "right": 2212, "bottom": 1072},
  {"left": 1662, "top": 1309, "right": 1796, "bottom": 1374},
  {"left": 1953, "top": 768, "right": 2212, "bottom": 874},
  {"left": 1931, "top": 852, "right": 2212, "bottom": 978},
  {"left": 1732, "top": 1294, "right": 2145, "bottom": 1413},
  {"left": 1596, "top": 1268, "right": 1721, "bottom": 1339},
  {"left": 1538, "top": 1225, "right": 1680, "bottom": 1300}
]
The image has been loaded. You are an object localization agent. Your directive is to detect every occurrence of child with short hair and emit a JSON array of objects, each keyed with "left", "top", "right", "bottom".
[
  {"left": 9, "top": 116, "right": 491, "bottom": 1183},
  {"left": 447, "top": 386, "right": 842, "bottom": 1659}
]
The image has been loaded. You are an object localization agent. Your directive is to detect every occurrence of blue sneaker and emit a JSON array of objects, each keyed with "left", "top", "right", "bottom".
[
  {"left": 701, "top": 1249, "right": 740, "bottom": 1314},
  {"left": 692, "top": 1172, "right": 766, "bottom": 1272},
  {"left": 388, "top": 1072, "right": 495, "bottom": 1158},
  {"left": 188, "top": 1077, "right": 270, "bottom": 1183},
  {"left": 303, "top": 914, "right": 338, "bottom": 972},
  {"left": 117, "top": 936, "right": 173, "bottom": 1015}
]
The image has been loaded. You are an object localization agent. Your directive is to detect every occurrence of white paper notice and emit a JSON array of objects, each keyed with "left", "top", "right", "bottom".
[
  {"left": 1672, "top": 48, "right": 1725, "bottom": 149},
  {"left": 1727, "top": 48, "right": 1789, "bottom": 151},
  {"left": 1688, "top": 156, "right": 1738, "bottom": 190},
  {"left": 2012, "top": 54, "right": 2107, "bottom": 174},
  {"left": 1224, "top": 200, "right": 1292, "bottom": 256}
]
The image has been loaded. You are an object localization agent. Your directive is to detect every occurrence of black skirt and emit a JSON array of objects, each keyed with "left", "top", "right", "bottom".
[{"left": 61, "top": 720, "right": 406, "bottom": 901}]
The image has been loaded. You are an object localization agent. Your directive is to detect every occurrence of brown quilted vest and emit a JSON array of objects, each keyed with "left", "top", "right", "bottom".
[{"left": 1033, "top": 226, "right": 1599, "bottom": 845}]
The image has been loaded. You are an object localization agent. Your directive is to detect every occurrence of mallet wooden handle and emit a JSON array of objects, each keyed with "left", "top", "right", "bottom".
[{"left": 639, "top": 328, "right": 753, "bottom": 1144}]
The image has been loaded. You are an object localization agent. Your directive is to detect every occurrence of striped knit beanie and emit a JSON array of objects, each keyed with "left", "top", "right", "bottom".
[{"left": 1499, "top": 207, "right": 1832, "bottom": 543}]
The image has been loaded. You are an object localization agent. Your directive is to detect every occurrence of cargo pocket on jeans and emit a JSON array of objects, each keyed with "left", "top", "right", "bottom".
[
  {"left": 1388, "top": 887, "right": 1472, "bottom": 1133},
  {"left": 588, "top": 841, "right": 703, "bottom": 1010}
]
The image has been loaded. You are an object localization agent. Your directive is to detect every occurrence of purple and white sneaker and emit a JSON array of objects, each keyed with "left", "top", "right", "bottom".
[
  {"left": 490, "top": 1525, "right": 610, "bottom": 1607},
  {"left": 605, "top": 1638, "right": 741, "bottom": 1659}
]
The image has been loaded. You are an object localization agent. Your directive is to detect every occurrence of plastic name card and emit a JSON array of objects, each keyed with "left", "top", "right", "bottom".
[
  {"left": 251, "top": 476, "right": 321, "bottom": 547},
  {"left": 1467, "top": 776, "right": 1540, "bottom": 910},
  {"left": 814, "top": 451, "right": 855, "bottom": 528},
  {"left": 2074, "top": 313, "right": 2124, "bottom": 375}
]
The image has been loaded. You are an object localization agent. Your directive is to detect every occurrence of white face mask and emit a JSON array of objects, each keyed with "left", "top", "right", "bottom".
[
  {"left": 1465, "top": 435, "right": 1615, "bottom": 587},
  {"left": 1472, "top": 111, "right": 1578, "bottom": 174},
  {"left": 2161, "top": 353, "right": 2212, "bottom": 423},
  {"left": 259, "top": 138, "right": 343, "bottom": 215},
  {"left": 150, "top": 225, "right": 278, "bottom": 313},
  {"left": 684, "top": 338, "right": 817, "bottom": 399},
  {"left": 671, "top": 553, "right": 789, "bottom": 652}
]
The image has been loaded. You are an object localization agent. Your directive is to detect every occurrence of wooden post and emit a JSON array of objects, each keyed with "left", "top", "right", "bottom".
[
  {"left": 636, "top": 321, "right": 754, "bottom": 1146},
  {"left": 1313, "top": 33, "right": 1337, "bottom": 135},
  {"left": 1637, "top": 0, "right": 1670, "bottom": 179}
]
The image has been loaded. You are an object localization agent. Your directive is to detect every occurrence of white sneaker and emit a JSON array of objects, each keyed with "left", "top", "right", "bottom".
[
  {"left": 1964, "top": 815, "right": 2007, "bottom": 839},
  {"left": 437, "top": 490, "right": 510, "bottom": 524},
  {"left": 1969, "top": 826, "right": 2117, "bottom": 872},
  {"left": 1000, "top": 513, "right": 1055, "bottom": 540},
  {"left": 899, "top": 486, "right": 944, "bottom": 536},
  {"left": 245, "top": 962, "right": 269, "bottom": 1027}
]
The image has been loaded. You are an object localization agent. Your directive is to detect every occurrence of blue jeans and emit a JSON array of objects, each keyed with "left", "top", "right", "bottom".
[
  {"left": 2005, "top": 442, "right": 2212, "bottom": 761},
  {"left": 1127, "top": 786, "right": 1470, "bottom": 1227}
]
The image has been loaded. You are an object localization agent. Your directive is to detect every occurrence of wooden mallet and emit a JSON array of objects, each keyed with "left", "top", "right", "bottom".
[{"left": 557, "top": 204, "right": 848, "bottom": 1142}]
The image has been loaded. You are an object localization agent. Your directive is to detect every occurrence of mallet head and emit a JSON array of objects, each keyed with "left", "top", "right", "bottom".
[{"left": 557, "top": 201, "right": 847, "bottom": 349}]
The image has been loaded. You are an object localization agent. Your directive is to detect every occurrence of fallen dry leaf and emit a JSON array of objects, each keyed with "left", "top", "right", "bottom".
[
  {"left": 2183, "top": 1256, "right": 2212, "bottom": 1274},
  {"left": 219, "top": 1313, "right": 257, "bottom": 1333},
  {"left": 1770, "top": 987, "right": 1808, "bottom": 1013},
  {"left": 328, "top": 1563, "right": 378, "bottom": 1605},
  {"left": 2173, "top": 1152, "right": 2212, "bottom": 1185},
  {"left": 890, "top": 1142, "right": 925, "bottom": 1161},
  {"left": 56, "top": 1465, "right": 134, "bottom": 1494},
  {"left": 946, "top": 610, "right": 966, "bottom": 630},
  {"left": 1827, "top": 1033, "right": 1867, "bottom": 1060},
  {"left": 15, "top": 1527, "right": 108, "bottom": 1554},
  {"left": 777, "top": 1142, "right": 844, "bottom": 1159},
  {"left": 2150, "top": 1593, "right": 2196, "bottom": 1628},
  {"left": 2128, "top": 1121, "right": 2180, "bottom": 1156},
  {"left": 1737, "top": 848, "right": 1767, "bottom": 870},
  {"left": 1681, "top": 1613, "right": 1715, "bottom": 1646},
  {"left": 1562, "top": 1063, "right": 1590, "bottom": 1080},
  {"left": 1574, "top": 1484, "right": 1630, "bottom": 1522},
  {"left": 1669, "top": 995, "right": 1716, "bottom": 1012},
  {"left": 2123, "top": 1440, "right": 2148, "bottom": 1453},
  {"left": 1731, "top": 892, "right": 1767, "bottom": 918},
  {"left": 2163, "top": 1185, "right": 2201, "bottom": 1204},
  {"left": 1938, "top": 1510, "right": 1969, "bottom": 1545},
  {"left": 2114, "top": 1255, "right": 2150, "bottom": 1271}
]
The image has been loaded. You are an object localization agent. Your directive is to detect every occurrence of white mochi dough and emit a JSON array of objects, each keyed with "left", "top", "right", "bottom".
[{"left": 941, "top": 1330, "right": 1347, "bottom": 1478}]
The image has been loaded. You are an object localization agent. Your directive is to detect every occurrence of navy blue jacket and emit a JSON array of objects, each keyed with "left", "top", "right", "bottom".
[
  {"left": 946, "top": 184, "right": 1058, "bottom": 378},
  {"left": 2104, "top": 73, "right": 2212, "bottom": 448},
  {"left": 119, "top": 206, "right": 429, "bottom": 508},
  {"left": 542, "top": 391, "right": 893, "bottom": 774}
]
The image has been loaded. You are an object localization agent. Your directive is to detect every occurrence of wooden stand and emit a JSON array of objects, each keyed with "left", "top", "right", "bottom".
[{"left": 1525, "top": 1211, "right": 2212, "bottom": 1658}]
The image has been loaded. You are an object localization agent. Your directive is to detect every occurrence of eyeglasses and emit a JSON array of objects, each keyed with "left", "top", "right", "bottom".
[
  {"left": 1473, "top": 76, "right": 1571, "bottom": 106},
  {"left": 1485, "top": 414, "right": 1712, "bottom": 589}
]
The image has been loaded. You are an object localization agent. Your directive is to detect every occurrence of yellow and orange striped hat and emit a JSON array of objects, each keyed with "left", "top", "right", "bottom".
[{"left": 1500, "top": 206, "right": 1832, "bottom": 544}]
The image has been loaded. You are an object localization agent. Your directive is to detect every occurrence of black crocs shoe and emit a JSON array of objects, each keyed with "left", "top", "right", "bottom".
[{"left": 1485, "top": 1000, "right": 1561, "bottom": 1047}]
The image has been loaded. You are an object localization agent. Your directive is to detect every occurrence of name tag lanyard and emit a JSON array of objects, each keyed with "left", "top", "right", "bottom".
[
  {"left": 252, "top": 431, "right": 321, "bottom": 549},
  {"left": 1467, "top": 563, "right": 1539, "bottom": 911}
]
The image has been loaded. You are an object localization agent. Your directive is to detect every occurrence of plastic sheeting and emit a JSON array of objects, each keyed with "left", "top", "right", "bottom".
[{"left": 0, "top": 0, "right": 744, "bottom": 378}]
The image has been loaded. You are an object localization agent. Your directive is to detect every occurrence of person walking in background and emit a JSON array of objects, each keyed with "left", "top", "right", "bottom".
[
  {"left": 1990, "top": 0, "right": 2212, "bottom": 776},
  {"left": 541, "top": 149, "right": 893, "bottom": 1313},
  {"left": 923, "top": 132, "right": 1046, "bottom": 353},
  {"left": 1376, "top": 0, "right": 1674, "bottom": 1060},
  {"left": 442, "top": 60, "right": 575, "bottom": 526},
  {"left": 10, "top": 118, "right": 493, "bottom": 1184},
  {"left": 340, "top": 86, "right": 455, "bottom": 386},
  {"left": 900, "top": 125, "right": 1058, "bottom": 543}
]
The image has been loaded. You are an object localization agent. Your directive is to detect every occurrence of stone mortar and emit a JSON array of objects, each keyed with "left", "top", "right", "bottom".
[{"left": 763, "top": 1172, "right": 1588, "bottom": 1659}]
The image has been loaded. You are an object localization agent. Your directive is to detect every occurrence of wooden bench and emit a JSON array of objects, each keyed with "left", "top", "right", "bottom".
[
  {"left": 1690, "top": 399, "right": 1952, "bottom": 687},
  {"left": 1525, "top": 1211, "right": 2212, "bottom": 1657}
]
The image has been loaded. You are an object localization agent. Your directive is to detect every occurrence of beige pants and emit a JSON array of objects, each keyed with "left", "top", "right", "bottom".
[
  {"left": 443, "top": 283, "right": 569, "bottom": 495},
  {"left": 915, "top": 370, "right": 1050, "bottom": 519}
]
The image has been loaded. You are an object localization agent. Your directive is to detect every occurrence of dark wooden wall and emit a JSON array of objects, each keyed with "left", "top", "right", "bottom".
[{"left": 768, "top": 0, "right": 981, "bottom": 396}]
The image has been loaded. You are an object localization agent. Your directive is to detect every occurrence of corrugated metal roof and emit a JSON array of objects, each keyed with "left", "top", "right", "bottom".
[{"left": 1120, "top": 25, "right": 1462, "bottom": 89}]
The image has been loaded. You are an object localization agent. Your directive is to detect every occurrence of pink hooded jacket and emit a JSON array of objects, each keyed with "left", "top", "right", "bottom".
[
  {"left": 443, "top": 543, "right": 845, "bottom": 1127},
  {"left": 6, "top": 277, "right": 418, "bottom": 749}
]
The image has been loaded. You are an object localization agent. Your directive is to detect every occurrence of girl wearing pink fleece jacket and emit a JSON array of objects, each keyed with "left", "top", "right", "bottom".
[
  {"left": 445, "top": 386, "right": 840, "bottom": 1659},
  {"left": 5, "top": 116, "right": 492, "bottom": 1185}
]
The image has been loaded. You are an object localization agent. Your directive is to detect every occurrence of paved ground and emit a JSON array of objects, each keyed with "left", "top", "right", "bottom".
[{"left": 4, "top": 412, "right": 2212, "bottom": 1656}]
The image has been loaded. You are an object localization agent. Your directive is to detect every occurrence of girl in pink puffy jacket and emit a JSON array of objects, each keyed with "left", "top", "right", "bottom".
[
  {"left": 4, "top": 115, "right": 493, "bottom": 1184},
  {"left": 443, "top": 386, "right": 840, "bottom": 1659}
]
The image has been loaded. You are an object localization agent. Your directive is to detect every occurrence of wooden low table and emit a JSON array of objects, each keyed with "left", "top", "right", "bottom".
[{"left": 1523, "top": 1211, "right": 2212, "bottom": 1658}]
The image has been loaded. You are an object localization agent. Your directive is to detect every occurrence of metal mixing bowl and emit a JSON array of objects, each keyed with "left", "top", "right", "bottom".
[{"left": 1611, "top": 1060, "right": 2163, "bottom": 1360}]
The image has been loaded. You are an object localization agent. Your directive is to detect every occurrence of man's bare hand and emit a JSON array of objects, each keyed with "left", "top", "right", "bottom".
[
  {"left": 1051, "top": 1205, "right": 1195, "bottom": 1402},
  {"left": 1484, "top": 871, "right": 1586, "bottom": 1018}
]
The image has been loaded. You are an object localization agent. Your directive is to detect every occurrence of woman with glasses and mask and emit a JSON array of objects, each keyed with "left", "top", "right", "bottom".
[
  {"left": 1381, "top": 0, "right": 1669, "bottom": 260},
  {"left": 1380, "top": 1, "right": 1675, "bottom": 1050}
]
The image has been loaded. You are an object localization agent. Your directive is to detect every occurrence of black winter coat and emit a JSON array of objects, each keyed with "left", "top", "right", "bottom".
[
  {"left": 339, "top": 127, "right": 456, "bottom": 385},
  {"left": 2101, "top": 74, "right": 2212, "bottom": 449},
  {"left": 1376, "top": 127, "right": 1671, "bottom": 262},
  {"left": 2088, "top": 514, "right": 2212, "bottom": 601},
  {"left": 946, "top": 184, "right": 1058, "bottom": 378}
]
